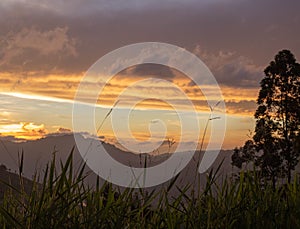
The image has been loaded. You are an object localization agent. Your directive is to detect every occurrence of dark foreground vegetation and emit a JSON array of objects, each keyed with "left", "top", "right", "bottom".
[
  {"left": 1, "top": 151, "right": 300, "bottom": 229},
  {"left": 232, "top": 50, "right": 300, "bottom": 188}
]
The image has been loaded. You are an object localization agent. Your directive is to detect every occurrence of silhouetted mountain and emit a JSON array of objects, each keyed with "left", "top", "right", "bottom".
[{"left": 0, "top": 134, "right": 235, "bottom": 194}]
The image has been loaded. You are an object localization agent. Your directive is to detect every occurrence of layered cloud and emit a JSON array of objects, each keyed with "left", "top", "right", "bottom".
[{"left": 0, "top": 65, "right": 259, "bottom": 116}]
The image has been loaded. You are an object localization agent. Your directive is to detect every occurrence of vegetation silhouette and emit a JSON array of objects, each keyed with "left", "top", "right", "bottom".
[
  {"left": 232, "top": 50, "right": 300, "bottom": 187},
  {"left": 2, "top": 149, "right": 300, "bottom": 228}
]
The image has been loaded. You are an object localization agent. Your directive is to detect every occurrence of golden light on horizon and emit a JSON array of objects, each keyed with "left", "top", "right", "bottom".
[
  {"left": 0, "top": 68, "right": 258, "bottom": 115},
  {"left": 0, "top": 122, "right": 47, "bottom": 140},
  {"left": 0, "top": 65, "right": 259, "bottom": 148}
]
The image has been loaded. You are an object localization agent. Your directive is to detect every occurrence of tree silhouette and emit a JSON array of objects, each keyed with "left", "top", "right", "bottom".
[
  {"left": 232, "top": 50, "right": 300, "bottom": 186},
  {"left": 0, "top": 164, "right": 7, "bottom": 172},
  {"left": 231, "top": 140, "right": 256, "bottom": 169}
]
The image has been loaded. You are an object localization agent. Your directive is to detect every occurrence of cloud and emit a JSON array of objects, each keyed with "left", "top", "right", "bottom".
[
  {"left": 0, "top": 122, "right": 48, "bottom": 140},
  {"left": 44, "top": 127, "right": 73, "bottom": 137},
  {"left": 0, "top": 134, "right": 22, "bottom": 142},
  {"left": 0, "top": 0, "right": 299, "bottom": 75},
  {"left": 225, "top": 100, "right": 257, "bottom": 115},
  {"left": 121, "top": 64, "right": 176, "bottom": 80},
  {"left": 56, "top": 127, "right": 72, "bottom": 133},
  {"left": 0, "top": 0, "right": 230, "bottom": 15},
  {"left": 0, "top": 27, "right": 77, "bottom": 70},
  {"left": 193, "top": 46, "right": 264, "bottom": 88}
]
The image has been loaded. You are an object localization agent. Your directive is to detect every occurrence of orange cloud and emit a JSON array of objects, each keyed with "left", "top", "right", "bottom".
[
  {"left": 0, "top": 67, "right": 260, "bottom": 117},
  {"left": 0, "top": 122, "right": 47, "bottom": 140}
]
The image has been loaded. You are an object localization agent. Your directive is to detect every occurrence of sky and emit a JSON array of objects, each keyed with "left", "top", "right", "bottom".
[{"left": 0, "top": 0, "right": 299, "bottom": 151}]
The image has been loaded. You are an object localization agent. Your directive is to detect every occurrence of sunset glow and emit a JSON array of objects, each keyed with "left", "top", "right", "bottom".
[
  {"left": 0, "top": 66, "right": 259, "bottom": 148},
  {"left": 0, "top": 0, "right": 299, "bottom": 151}
]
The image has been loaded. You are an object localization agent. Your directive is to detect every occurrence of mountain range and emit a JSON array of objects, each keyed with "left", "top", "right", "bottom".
[{"left": 0, "top": 133, "right": 235, "bottom": 193}]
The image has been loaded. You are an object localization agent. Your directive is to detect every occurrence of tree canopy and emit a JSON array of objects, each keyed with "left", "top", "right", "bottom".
[{"left": 232, "top": 50, "right": 300, "bottom": 185}]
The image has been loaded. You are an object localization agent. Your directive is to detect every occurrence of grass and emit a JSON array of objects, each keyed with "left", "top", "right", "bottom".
[{"left": 1, "top": 149, "right": 300, "bottom": 228}]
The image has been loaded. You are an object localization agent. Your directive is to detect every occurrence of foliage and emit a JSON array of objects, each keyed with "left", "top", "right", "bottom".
[
  {"left": 1, "top": 150, "right": 300, "bottom": 228},
  {"left": 232, "top": 50, "right": 300, "bottom": 185}
]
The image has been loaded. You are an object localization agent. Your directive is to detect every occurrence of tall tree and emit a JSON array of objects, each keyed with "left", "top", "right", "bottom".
[{"left": 232, "top": 50, "right": 300, "bottom": 185}]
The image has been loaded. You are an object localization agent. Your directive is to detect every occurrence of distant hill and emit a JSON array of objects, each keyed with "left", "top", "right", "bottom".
[{"left": 0, "top": 134, "right": 235, "bottom": 193}]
